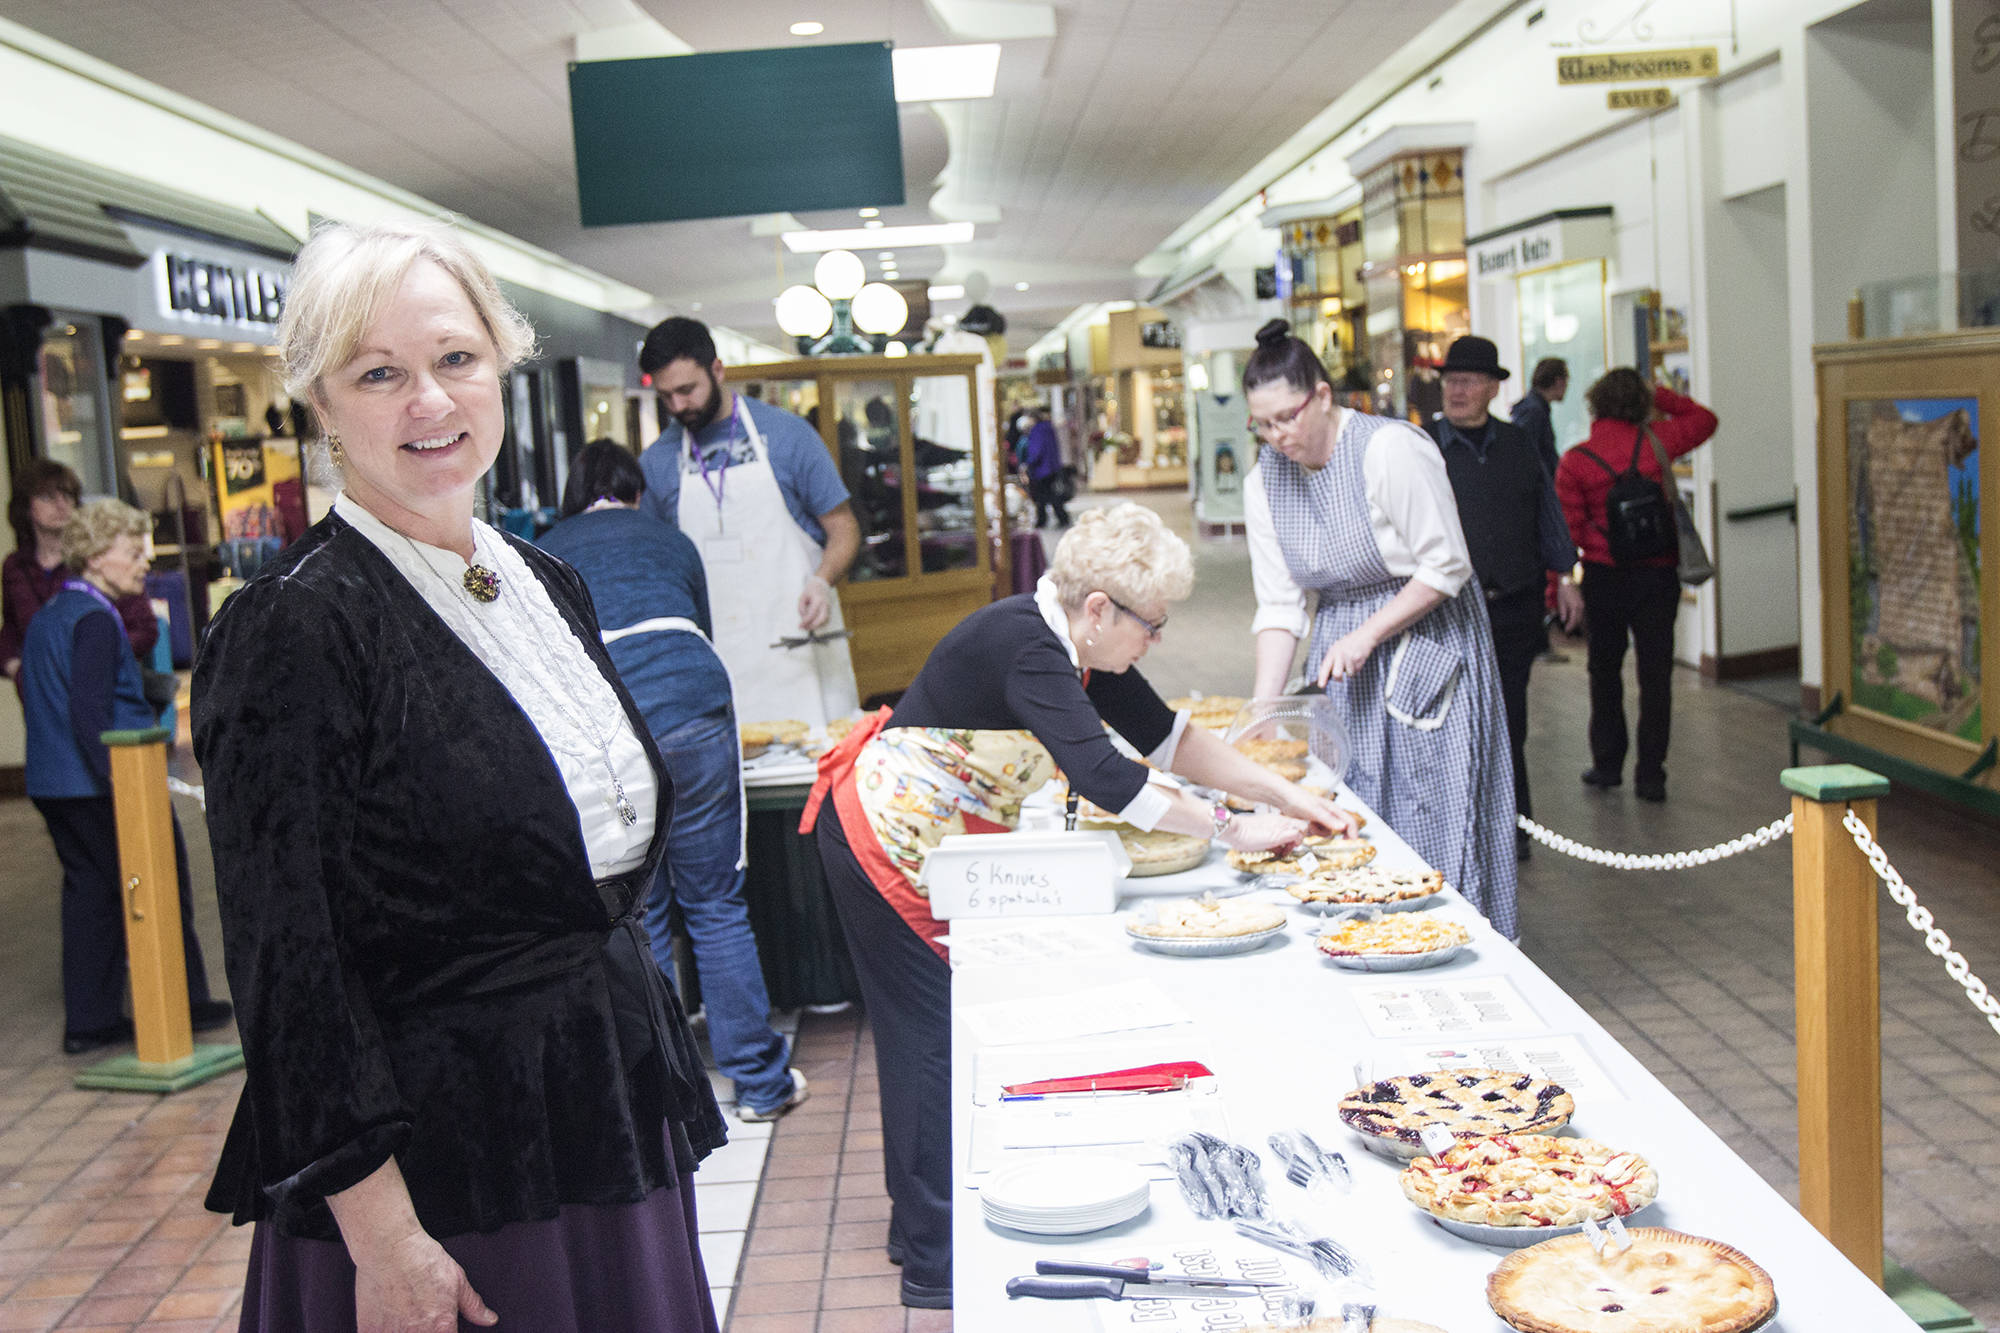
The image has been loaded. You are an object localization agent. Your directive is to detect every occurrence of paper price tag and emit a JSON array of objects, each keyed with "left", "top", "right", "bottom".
[
  {"left": 1418, "top": 1124, "right": 1455, "bottom": 1159},
  {"left": 1297, "top": 851, "right": 1321, "bottom": 874},
  {"left": 1581, "top": 1216, "right": 1608, "bottom": 1256},
  {"left": 1604, "top": 1214, "right": 1632, "bottom": 1252}
]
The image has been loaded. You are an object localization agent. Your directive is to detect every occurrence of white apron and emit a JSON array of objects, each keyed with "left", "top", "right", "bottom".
[{"left": 676, "top": 399, "right": 859, "bottom": 728}]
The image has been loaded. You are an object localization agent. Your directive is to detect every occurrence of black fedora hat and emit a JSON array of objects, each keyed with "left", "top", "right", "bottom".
[{"left": 1441, "top": 335, "right": 1510, "bottom": 380}]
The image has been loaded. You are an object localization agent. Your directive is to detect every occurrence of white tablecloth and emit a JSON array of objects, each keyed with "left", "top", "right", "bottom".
[{"left": 948, "top": 794, "right": 1916, "bottom": 1331}]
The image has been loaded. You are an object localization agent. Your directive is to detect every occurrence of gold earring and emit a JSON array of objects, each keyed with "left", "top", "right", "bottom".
[{"left": 327, "top": 434, "right": 345, "bottom": 466}]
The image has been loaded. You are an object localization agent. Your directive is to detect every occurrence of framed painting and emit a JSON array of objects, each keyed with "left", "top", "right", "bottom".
[{"left": 1817, "top": 331, "right": 1999, "bottom": 778}]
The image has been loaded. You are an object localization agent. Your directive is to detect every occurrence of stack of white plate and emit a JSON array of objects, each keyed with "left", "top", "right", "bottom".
[{"left": 980, "top": 1155, "right": 1151, "bottom": 1235}]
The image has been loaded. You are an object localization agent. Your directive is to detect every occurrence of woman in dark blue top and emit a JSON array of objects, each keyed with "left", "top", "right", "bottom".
[
  {"left": 21, "top": 498, "right": 229, "bottom": 1053},
  {"left": 540, "top": 442, "right": 801, "bottom": 1121}
]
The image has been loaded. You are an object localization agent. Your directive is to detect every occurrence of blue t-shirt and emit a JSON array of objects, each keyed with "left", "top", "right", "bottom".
[
  {"left": 639, "top": 395, "right": 849, "bottom": 545},
  {"left": 537, "top": 508, "right": 734, "bottom": 735}
]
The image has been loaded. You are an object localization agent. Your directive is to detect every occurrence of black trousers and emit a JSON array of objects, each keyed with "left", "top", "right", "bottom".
[
  {"left": 1487, "top": 587, "right": 1547, "bottom": 823},
  {"left": 1579, "top": 563, "right": 1681, "bottom": 783},
  {"left": 815, "top": 807, "right": 952, "bottom": 1293},
  {"left": 33, "top": 797, "right": 216, "bottom": 1036},
  {"left": 1026, "top": 474, "right": 1070, "bottom": 528}
]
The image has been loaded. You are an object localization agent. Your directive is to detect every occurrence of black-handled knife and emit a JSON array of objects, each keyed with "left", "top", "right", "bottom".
[
  {"left": 1032, "top": 1260, "right": 1288, "bottom": 1288},
  {"left": 1008, "top": 1276, "right": 1224, "bottom": 1301}
]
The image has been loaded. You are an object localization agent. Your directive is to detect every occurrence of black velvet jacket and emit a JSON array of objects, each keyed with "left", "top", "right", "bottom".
[{"left": 192, "top": 512, "right": 727, "bottom": 1241}]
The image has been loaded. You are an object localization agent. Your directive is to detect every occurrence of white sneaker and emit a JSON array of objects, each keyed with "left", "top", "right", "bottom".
[{"left": 737, "top": 1068, "right": 809, "bottom": 1124}]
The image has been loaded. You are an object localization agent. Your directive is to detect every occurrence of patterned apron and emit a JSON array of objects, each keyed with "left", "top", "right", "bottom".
[
  {"left": 803, "top": 712, "right": 1058, "bottom": 960},
  {"left": 1259, "top": 412, "right": 1519, "bottom": 938}
]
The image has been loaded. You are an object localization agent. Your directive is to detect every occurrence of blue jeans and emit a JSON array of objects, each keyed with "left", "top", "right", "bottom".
[{"left": 644, "top": 711, "right": 793, "bottom": 1112}]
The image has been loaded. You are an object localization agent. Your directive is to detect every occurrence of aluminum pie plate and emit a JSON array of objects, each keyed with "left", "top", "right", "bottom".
[
  {"left": 1124, "top": 921, "right": 1286, "bottom": 956},
  {"left": 1317, "top": 940, "right": 1468, "bottom": 972},
  {"left": 1427, "top": 1199, "right": 1656, "bottom": 1249},
  {"left": 1291, "top": 892, "right": 1442, "bottom": 916}
]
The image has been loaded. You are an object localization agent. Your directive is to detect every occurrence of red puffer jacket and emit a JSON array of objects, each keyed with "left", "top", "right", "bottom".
[{"left": 1555, "top": 385, "right": 1718, "bottom": 567}]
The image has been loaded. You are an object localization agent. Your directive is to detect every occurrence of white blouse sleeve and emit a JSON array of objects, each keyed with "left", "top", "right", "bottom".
[
  {"left": 1362, "top": 422, "right": 1473, "bottom": 597},
  {"left": 1243, "top": 463, "right": 1311, "bottom": 638}
]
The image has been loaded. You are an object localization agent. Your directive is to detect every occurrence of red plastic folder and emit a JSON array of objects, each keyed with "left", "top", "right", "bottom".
[{"left": 1001, "top": 1061, "right": 1214, "bottom": 1096}]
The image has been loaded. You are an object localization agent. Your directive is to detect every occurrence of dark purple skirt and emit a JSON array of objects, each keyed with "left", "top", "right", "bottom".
[{"left": 236, "top": 1171, "right": 718, "bottom": 1332}]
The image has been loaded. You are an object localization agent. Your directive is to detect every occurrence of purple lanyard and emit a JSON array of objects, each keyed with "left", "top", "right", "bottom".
[
  {"left": 690, "top": 400, "right": 746, "bottom": 514},
  {"left": 63, "top": 578, "right": 120, "bottom": 620}
]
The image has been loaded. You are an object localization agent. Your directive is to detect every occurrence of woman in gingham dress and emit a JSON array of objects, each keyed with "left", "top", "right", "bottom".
[{"left": 1242, "top": 320, "right": 1519, "bottom": 938}]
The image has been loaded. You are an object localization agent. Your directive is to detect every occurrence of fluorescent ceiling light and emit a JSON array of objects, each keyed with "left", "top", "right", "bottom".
[
  {"left": 892, "top": 44, "right": 1001, "bottom": 102},
  {"left": 858, "top": 207, "right": 880, "bottom": 218},
  {"left": 927, "top": 284, "right": 965, "bottom": 300},
  {"left": 790, "top": 21, "right": 824, "bottom": 36},
  {"left": 1014, "top": 282, "right": 1030, "bottom": 291},
  {"left": 783, "top": 222, "right": 975, "bottom": 252}
]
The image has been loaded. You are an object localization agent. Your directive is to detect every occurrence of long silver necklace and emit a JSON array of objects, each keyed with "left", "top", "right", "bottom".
[{"left": 401, "top": 526, "right": 639, "bottom": 826}]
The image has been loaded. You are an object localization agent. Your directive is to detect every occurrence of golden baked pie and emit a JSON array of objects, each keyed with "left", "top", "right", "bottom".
[
  {"left": 1086, "top": 823, "right": 1212, "bottom": 877},
  {"left": 1228, "top": 836, "right": 1377, "bottom": 875},
  {"left": 1169, "top": 694, "right": 1246, "bottom": 730},
  {"left": 824, "top": 715, "right": 863, "bottom": 742},
  {"left": 1234, "top": 737, "right": 1309, "bottom": 763},
  {"left": 1128, "top": 895, "right": 1285, "bottom": 939},
  {"left": 1339, "top": 1069, "right": 1573, "bottom": 1149},
  {"left": 1487, "top": 1229, "right": 1775, "bottom": 1333},
  {"left": 1314, "top": 911, "right": 1469, "bottom": 956},
  {"left": 1287, "top": 867, "right": 1440, "bottom": 903},
  {"left": 1401, "top": 1133, "right": 1658, "bottom": 1228},
  {"left": 741, "top": 719, "right": 808, "bottom": 750}
]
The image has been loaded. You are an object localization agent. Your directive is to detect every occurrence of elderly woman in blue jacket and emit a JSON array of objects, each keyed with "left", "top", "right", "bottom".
[{"left": 21, "top": 498, "right": 230, "bottom": 1053}]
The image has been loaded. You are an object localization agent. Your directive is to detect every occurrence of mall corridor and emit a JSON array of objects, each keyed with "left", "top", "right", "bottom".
[{"left": 0, "top": 498, "right": 1996, "bottom": 1331}]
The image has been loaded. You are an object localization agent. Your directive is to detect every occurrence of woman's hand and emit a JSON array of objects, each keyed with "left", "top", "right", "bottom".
[
  {"left": 1218, "top": 812, "right": 1307, "bottom": 852},
  {"left": 353, "top": 1231, "right": 497, "bottom": 1333},
  {"left": 1278, "top": 785, "right": 1359, "bottom": 837},
  {"left": 1315, "top": 627, "right": 1379, "bottom": 686}
]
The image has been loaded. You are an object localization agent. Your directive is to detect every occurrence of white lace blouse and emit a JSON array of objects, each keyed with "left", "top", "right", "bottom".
[{"left": 334, "top": 496, "right": 657, "bottom": 878}]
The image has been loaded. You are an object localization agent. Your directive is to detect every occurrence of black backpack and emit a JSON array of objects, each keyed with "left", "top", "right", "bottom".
[{"left": 1579, "top": 437, "right": 1676, "bottom": 565}]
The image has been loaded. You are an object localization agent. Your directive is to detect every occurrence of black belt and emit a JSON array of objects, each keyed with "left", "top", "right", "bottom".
[{"left": 1483, "top": 582, "right": 1542, "bottom": 604}]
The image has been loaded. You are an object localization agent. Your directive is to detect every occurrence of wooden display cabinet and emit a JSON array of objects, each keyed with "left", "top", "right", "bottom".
[{"left": 731, "top": 353, "right": 1003, "bottom": 705}]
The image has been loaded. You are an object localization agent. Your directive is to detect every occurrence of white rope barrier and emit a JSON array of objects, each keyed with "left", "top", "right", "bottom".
[
  {"left": 1515, "top": 812, "right": 1794, "bottom": 870},
  {"left": 1841, "top": 810, "right": 2000, "bottom": 1038}
]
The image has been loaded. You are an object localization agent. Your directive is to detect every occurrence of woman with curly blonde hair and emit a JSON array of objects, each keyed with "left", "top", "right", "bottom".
[{"left": 804, "top": 501, "right": 1350, "bottom": 1307}]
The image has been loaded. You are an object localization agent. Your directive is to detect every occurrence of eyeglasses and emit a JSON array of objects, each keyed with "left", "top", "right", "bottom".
[
  {"left": 1105, "top": 594, "right": 1167, "bottom": 640},
  {"left": 1247, "top": 391, "right": 1319, "bottom": 440}
]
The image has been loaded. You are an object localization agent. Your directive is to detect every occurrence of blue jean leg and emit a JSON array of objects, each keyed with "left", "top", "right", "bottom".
[{"left": 643, "top": 712, "right": 792, "bottom": 1112}]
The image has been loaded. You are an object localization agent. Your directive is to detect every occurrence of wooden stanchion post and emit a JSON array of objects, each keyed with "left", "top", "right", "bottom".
[
  {"left": 74, "top": 727, "right": 242, "bottom": 1093},
  {"left": 1781, "top": 763, "right": 1889, "bottom": 1285}
]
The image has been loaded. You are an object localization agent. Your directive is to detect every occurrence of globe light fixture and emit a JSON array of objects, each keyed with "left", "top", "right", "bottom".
[
  {"left": 775, "top": 284, "right": 834, "bottom": 338},
  {"left": 813, "top": 249, "right": 866, "bottom": 300},
  {"left": 851, "top": 282, "right": 909, "bottom": 336}
]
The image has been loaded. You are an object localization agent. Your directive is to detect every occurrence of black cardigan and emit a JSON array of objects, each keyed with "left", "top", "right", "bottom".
[{"left": 193, "top": 512, "right": 726, "bottom": 1241}]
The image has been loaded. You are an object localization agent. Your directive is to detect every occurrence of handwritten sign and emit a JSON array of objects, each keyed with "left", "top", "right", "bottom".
[{"left": 921, "top": 830, "right": 1126, "bottom": 919}]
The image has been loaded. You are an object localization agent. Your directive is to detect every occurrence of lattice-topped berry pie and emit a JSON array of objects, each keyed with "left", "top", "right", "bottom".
[
  {"left": 1227, "top": 836, "right": 1378, "bottom": 875},
  {"left": 1401, "top": 1133, "right": 1658, "bottom": 1228},
  {"left": 1338, "top": 1068, "right": 1573, "bottom": 1150},
  {"left": 1286, "top": 866, "right": 1439, "bottom": 903},
  {"left": 1487, "top": 1229, "right": 1776, "bottom": 1333}
]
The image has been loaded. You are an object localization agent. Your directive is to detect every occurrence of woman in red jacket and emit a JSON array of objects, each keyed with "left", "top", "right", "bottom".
[{"left": 1554, "top": 371, "right": 1717, "bottom": 802}]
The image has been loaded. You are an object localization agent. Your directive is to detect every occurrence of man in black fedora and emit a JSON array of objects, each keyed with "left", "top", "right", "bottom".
[{"left": 1425, "top": 335, "right": 1582, "bottom": 861}]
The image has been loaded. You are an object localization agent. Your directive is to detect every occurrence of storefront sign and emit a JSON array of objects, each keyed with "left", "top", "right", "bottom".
[
  {"left": 1472, "top": 223, "right": 1563, "bottom": 279},
  {"left": 1608, "top": 87, "right": 1674, "bottom": 111},
  {"left": 154, "top": 251, "right": 287, "bottom": 327},
  {"left": 1466, "top": 208, "right": 1615, "bottom": 283},
  {"left": 219, "top": 439, "right": 267, "bottom": 494},
  {"left": 1556, "top": 47, "right": 1718, "bottom": 84}
]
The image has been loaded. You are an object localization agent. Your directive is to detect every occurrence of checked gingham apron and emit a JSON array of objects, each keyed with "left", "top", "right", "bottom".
[{"left": 1260, "top": 411, "right": 1519, "bottom": 939}]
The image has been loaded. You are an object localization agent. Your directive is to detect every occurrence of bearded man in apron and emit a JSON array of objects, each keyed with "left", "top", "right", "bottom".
[{"left": 639, "top": 317, "right": 861, "bottom": 727}]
